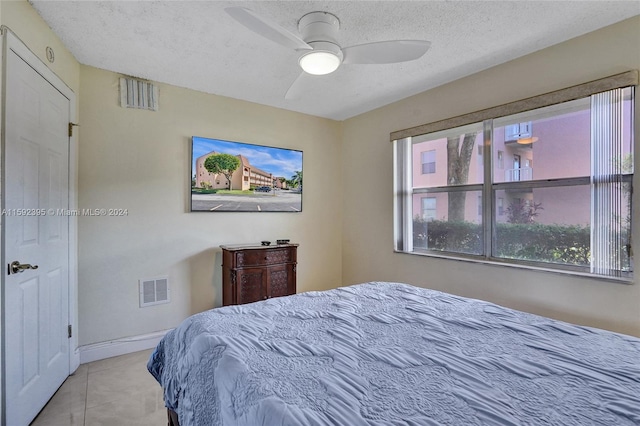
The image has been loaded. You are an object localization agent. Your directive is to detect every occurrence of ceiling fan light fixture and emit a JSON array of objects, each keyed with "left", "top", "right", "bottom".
[
  {"left": 299, "top": 51, "right": 340, "bottom": 75},
  {"left": 299, "top": 41, "right": 343, "bottom": 75}
]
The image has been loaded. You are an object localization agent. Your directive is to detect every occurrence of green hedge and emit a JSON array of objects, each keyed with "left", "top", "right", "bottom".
[
  {"left": 494, "top": 223, "right": 590, "bottom": 265},
  {"left": 412, "top": 219, "right": 612, "bottom": 267},
  {"left": 413, "top": 219, "right": 483, "bottom": 255}
]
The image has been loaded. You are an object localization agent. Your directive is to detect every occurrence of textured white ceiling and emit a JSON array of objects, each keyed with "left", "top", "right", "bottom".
[{"left": 29, "top": 1, "right": 639, "bottom": 120}]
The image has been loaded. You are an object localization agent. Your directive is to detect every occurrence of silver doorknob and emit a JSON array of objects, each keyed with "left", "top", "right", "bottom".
[{"left": 9, "top": 261, "right": 39, "bottom": 274}]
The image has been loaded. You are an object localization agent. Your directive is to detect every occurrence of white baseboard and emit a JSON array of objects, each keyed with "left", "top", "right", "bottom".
[
  {"left": 79, "top": 329, "right": 172, "bottom": 364},
  {"left": 71, "top": 348, "right": 81, "bottom": 373}
]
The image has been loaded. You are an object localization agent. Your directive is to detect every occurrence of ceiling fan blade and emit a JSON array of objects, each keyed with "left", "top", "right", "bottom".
[
  {"left": 284, "top": 72, "right": 309, "bottom": 100},
  {"left": 342, "top": 40, "right": 431, "bottom": 64},
  {"left": 225, "top": 7, "right": 312, "bottom": 51}
]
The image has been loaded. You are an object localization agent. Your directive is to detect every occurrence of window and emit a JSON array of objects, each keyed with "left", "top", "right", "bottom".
[
  {"left": 505, "top": 122, "right": 532, "bottom": 141},
  {"left": 421, "top": 197, "right": 436, "bottom": 221},
  {"left": 408, "top": 123, "right": 484, "bottom": 255},
  {"left": 393, "top": 74, "right": 635, "bottom": 280},
  {"left": 421, "top": 150, "right": 436, "bottom": 174}
]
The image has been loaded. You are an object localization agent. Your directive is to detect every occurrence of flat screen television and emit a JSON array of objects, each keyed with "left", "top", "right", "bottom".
[{"left": 191, "top": 136, "right": 303, "bottom": 212}]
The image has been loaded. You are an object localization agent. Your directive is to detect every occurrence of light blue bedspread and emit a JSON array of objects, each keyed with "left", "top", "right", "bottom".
[{"left": 148, "top": 282, "right": 640, "bottom": 425}]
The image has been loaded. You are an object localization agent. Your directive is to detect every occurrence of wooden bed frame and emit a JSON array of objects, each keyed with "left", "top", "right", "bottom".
[{"left": 168, "top": 409, "right": 179, "bottom": 426}]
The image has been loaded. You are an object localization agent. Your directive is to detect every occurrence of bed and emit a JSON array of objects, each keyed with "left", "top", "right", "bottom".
[{"left": 147, "top": 281, "right": 640, "bottom": 425}]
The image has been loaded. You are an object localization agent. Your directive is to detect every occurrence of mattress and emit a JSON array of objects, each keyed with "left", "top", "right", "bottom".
[{"left": 148, "top": 282, "right": 640, "bottom": 425}]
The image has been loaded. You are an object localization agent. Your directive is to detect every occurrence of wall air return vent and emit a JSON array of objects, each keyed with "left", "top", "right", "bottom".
[
  {"left": 120, "top": 77, "right": 158, "bottom": 111},
  {"left": 139, "top": 276, "right": 170, "bottom": 307}
]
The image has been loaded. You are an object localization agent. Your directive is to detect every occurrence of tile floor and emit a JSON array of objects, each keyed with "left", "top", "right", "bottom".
[{"left": 30, "top": 349, "right": 166, "bottom": 426}]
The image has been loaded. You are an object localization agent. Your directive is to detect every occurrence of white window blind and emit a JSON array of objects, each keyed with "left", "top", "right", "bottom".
[{"left": 590, "top": 87, "right": 634, "bottom": 276}]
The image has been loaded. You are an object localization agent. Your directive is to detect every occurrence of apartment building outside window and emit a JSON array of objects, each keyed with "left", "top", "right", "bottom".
[
  {"left": 421, "top": 197, "right": 437, "bottom": 221},
  {"left": 394, "top": 74, "right": 635, "bottom": 280}
]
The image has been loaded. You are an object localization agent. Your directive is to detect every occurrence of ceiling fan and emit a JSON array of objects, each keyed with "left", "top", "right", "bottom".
[{"left": 225, "top": 7, "right": 431, "bottom": 99}]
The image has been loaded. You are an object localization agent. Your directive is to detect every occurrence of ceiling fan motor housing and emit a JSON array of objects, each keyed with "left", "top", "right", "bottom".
[{"left": 298, "top": 11, "right": 340, "bottom": 44}]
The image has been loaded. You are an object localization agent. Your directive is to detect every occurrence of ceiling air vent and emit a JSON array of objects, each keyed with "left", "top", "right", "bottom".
[
  {"left": 139, "top": 276, "right": 170, "bottom": 307},
  {"left": 120, "top": 77, "right": 158, "bottom": 111}
]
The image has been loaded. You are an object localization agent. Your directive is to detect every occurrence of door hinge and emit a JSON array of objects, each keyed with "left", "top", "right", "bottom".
[
  {"left": 68, "top": 122, "right": 79, "bottom": 137},
  {"left": 68, "top": 324, "right": 72, "bottom": 338}
]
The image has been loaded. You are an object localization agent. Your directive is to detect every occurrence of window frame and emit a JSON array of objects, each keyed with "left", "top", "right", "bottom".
[{"left": 392, "top": 71, "right": 637, "bottom": 282}]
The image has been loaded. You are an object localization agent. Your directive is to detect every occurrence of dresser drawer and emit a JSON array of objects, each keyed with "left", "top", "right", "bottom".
[
  {"left": 236, "top": 248, "right": 293, "bottom": 267},
  {"left": 221, "top": 243, "right": 298, "bottom": 306}
]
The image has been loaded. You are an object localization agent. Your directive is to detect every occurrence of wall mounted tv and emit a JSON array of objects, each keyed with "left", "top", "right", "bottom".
[{"left": 191, "top": 136, "right": 303, "bottom": 212}]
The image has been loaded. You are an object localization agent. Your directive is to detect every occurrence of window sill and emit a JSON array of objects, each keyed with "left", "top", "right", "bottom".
[{"left": 393, "top": 249, "right": 634, "bottom": 285}]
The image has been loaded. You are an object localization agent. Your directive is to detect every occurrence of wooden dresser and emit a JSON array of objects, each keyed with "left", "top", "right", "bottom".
[{"left": 220, "top": 243, "right": 298, "bottom": 306}]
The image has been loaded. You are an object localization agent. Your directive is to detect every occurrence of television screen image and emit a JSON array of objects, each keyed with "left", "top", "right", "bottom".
[{"left": 191, "top": 136, "right": 303, "bottom": 212}]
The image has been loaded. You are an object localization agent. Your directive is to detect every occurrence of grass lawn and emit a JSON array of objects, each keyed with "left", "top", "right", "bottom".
[
  {"left": 217, "top": 189, "right": 253, "bottom": 195},
  {"left": 191, "top": 188, "right": 218, "bottom": 194},
  {"left": 191, "top": 187, "right": 253, "bottom": 195}
]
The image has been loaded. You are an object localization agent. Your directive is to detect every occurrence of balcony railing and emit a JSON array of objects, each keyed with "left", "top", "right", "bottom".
[{"left": 504, "top": 167, "right": 533, "bottom": 182}]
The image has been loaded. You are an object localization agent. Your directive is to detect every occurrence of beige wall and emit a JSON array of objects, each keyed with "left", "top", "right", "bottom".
[
  {"left": 78, "top": 66, "right": 343, "bottom": 345},
  {"left": 342, "top": 16, "right": 640, "bottom": 337}
]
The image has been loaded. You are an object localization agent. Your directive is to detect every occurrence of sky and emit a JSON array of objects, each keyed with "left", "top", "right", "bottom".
[{"left": 192, "top": 136, "right": 303, "bottom": 180}]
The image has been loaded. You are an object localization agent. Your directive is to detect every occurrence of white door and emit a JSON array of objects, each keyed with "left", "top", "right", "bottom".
[
  {"left": 3, "top": 43, "right": 70, "bottom": 425},
  {"left": 513, "top": 154, "right": 521, "bottom": 181}
]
